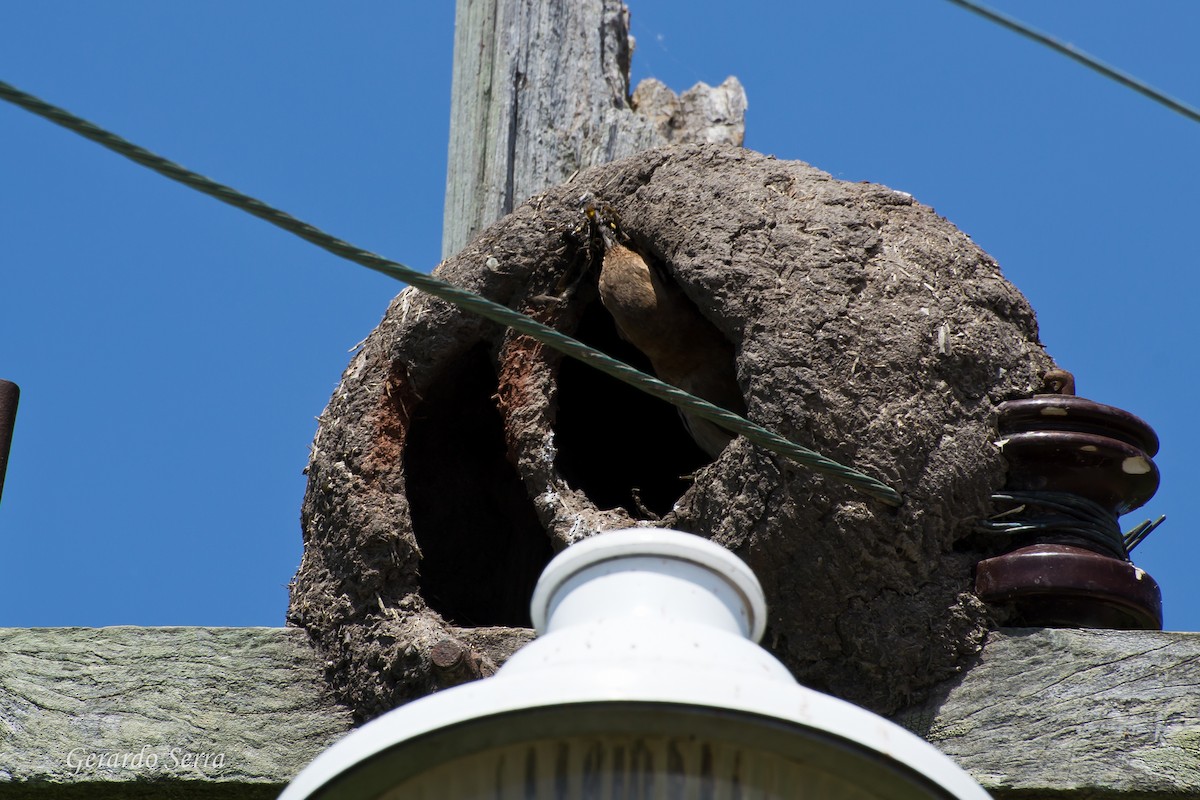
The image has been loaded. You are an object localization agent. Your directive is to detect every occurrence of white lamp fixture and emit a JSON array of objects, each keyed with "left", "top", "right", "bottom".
[{"left": 281, "top": 529, "right": 990, "bottom": 799}]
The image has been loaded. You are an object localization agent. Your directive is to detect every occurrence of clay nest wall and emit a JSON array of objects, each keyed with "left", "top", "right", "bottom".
[{"left": 288, "top": 143, "right": 1056, "bottom": 721}]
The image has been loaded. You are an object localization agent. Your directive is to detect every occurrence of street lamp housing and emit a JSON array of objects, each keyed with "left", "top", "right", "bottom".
[{"left": 281, "top": 529, "right": 989, "bottom": 800}]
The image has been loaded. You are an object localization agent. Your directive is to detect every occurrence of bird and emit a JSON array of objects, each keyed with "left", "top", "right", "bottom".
[{"left": 582, "top": 195, "right": 746, "bottom": 459}]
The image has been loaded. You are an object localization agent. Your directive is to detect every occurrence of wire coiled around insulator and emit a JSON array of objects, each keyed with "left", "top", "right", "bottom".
[{"left": 979, "top": 490, "right": 1165, "bottom": 560}]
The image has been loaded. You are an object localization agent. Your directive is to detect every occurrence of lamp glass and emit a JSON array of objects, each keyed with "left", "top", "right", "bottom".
[{"left": 321, "top": 704, "right": 955, "bottom": 800}]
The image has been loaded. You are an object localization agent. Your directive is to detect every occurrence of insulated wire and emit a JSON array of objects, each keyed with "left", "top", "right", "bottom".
[{"left": 945, "top": 0, "right": 1200, "bottom": 125}]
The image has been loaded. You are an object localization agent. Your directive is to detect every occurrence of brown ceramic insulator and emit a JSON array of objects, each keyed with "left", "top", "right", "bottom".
[
  {"left": 976, "top": 544, "right": 1162, "bottom": 630},
  {"left": 981, "top": 390, "right": 1164, "bottom": 630},
  {"left": 998, "top": 396, "right": 1159, "bottom": 456},
  {"left": 996, "top": 397, "right": 1159, "bottom": 515},
  {"left": 997, "top": 431, "right": 1158, "bottom": 516}
]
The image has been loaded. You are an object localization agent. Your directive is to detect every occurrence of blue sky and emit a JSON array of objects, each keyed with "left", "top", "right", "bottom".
[{"left": 2, "top": 2, "right": 1196, "bottom": 631}]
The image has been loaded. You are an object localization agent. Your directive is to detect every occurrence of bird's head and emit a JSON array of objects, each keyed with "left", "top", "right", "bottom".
[{"left": 579, "top": 192, "right": 623, "bottom": 249}]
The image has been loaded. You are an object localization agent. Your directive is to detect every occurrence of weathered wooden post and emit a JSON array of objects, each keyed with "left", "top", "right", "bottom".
[{"left": 441, "top": 0, "right": 746, "bottom": 257}]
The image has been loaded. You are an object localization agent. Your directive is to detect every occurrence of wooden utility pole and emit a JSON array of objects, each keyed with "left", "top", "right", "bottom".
[{"left": 442, "top": 0, "right": 747, "bottom": 257}]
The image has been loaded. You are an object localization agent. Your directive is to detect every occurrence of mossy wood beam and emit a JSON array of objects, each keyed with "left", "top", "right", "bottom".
[{"left": 0, "top": 627, "right": 1195, "bottom": 797}]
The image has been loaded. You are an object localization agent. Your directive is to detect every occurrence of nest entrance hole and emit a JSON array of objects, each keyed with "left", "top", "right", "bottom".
[
  {"left": 554, "top": 299, "right": 710, "bottom": 518},
  {"left": 404, "top": 344, "right": 553, "bottom": 628}
]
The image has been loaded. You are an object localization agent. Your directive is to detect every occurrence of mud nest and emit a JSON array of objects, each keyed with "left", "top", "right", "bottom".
[{"left": 288, "top": 143, "right": 1056, "bottom": 721}]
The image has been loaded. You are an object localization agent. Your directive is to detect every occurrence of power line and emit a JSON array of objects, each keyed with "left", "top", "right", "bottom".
[
  {"left": 0, "top": 79, "right": 903, "bottom": 506},
  {"left": 944, "top": 0, "right": 1200, "bottom": 125}
]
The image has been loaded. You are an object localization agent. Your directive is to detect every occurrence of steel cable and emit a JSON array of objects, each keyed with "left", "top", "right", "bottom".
[{"left": 0, "top": 79, "right": 903, "bottom": 506}]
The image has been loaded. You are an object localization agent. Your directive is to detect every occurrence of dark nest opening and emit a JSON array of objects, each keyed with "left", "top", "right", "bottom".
[
  {"left": 404, "top": 344, "right": 553, "bottom": 628},
  {"left": 554, "top": 298, "right": 711, "bottom": 518}
]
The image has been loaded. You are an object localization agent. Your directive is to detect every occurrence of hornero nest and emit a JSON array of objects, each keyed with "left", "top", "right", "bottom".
[{"left": 288, "top": 143, "right": 1055, "bottom": 722}]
